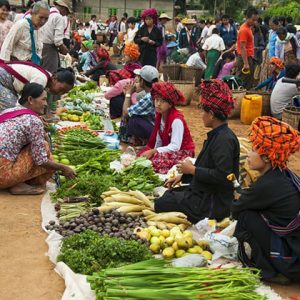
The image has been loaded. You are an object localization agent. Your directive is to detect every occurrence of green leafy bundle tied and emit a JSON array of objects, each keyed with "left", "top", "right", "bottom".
[{"left": 58, "top": 230, "right": 152, "bottom": 275}]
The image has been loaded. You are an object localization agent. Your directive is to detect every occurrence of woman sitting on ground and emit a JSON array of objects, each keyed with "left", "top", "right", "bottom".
[
  {"left": 155, "top": 80, "right": 240, "bottom": 223},
  {"left": 79, "top": 40, "right": 94, "bottom": 72},
  {"left": 212, "top": 52, "right": 235, "bottom": 80},
  {"left": 109, "top": 43, "right": 141, "bottom": 85},
  {"left": 138, "top": 82, "right": 195, "bottom": 174},
  {"left": 0, "top": 83, "right": 76, "bottom": 195},
  {"left": 85, "top": 47, "right": 117, "bottom": 82},
  {"left": 254, "top": 57, "right": 285, "bottom": 91},
  {"left": 232, "top": 116, "right": 300, "bottom": 284}
]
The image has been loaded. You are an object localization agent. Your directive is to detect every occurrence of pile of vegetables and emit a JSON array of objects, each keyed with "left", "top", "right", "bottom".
[
  {"left": 75, "top": 149, "right": 120, "bottom": 175},
  {"left": 51, "top": 174, "right": 116, "bottom": 204},
  {"left": 57, "top": 230, "right": 152, "bottom": 275},
  {"left": 99, "top": 188, "right": 154, "bottom": 214},
  {"left": 81, "top": 112, "right": 104, "bottom": 130},
  {"left": 54, "top": 128, "right": 106, "bottom": 152},
  {"left": 114, "top": 157, "right": 162, "bottom": 192},
  {"left": 88, "top": 259, "right": 264, "bottom": 300},
  {"left": 47, "top": 208, "right": 147, "bottom": 239}
]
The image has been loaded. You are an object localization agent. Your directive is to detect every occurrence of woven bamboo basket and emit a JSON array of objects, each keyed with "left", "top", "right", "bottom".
[
  {"left": 228, "top": 89, "right": 247, "bottom": 119},
  {"left": 170, "top": 80, "right": 195, "bottom": 106},
  {"left": 282, "top": 106, "right": 300, "bottom": 130},
  {"left": 180, "top": 65, "right": 203, "bottom": 86},
  {"left": 246, "top": 90, "right": 271, "bottom": 116},
  {"left": 162, "top": 64, "right": 181, "bottom": 81}
]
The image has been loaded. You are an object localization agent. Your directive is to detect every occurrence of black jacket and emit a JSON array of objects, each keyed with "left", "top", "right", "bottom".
[
  {"left": 181, "top": 123, "right": 240, "bottom": 222},
  {"left": 232, "top": 168, "right": 300, "bottom": 226},
  {"left": 134, "top": 25, "right": 162, "bottom": 66}
]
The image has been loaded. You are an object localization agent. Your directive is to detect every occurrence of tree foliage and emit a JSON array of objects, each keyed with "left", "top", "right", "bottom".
[{"left": 264, "top": 0, "right": 300, "bottom": 23}]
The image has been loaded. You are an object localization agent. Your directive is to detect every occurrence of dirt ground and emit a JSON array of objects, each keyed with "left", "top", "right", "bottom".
[{"left": 0, "top": 103, "right": 299, "bottom": 300}]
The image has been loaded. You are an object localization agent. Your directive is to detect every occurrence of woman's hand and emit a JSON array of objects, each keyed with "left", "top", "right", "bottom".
[
  {"left": 141, "top": 37, "right": 150, "bottom": 43},
  {"left": 176, "top": 159, "right": 196, "bottom": 175},
  {"left": 164, "top": 174, "right": 182, "bottom": 190},
  {"left": 141, "top": 149, "right": 157, "bottom": 160},
  {"left": 149, "top": 40, "right": 155, "bottom": 45},
  {"left": 123, "top": 81, "right": 135, "bottom": 95},
  {"left": 61, "top": 165, "right": 76, "bottom": 179}
]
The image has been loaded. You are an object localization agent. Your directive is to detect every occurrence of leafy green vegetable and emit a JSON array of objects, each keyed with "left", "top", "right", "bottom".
[
  {"left": 58, "top": 230, "right": 152, "bottom": 275},
  {"left": 88, "top": 260, "right": 264, "bottom": 300},
  {"left": 67, "top": 81, "right": 98, "bottom": 97},
  {"left": 51, "top": 174, "right": 116, "bottom": 204}
]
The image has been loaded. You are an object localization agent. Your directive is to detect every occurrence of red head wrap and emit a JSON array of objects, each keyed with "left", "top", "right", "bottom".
[
  {"left": 96, "top": 48, "right": 110, "bottom": 68},
  {"left": 141, "top": 8, "right": 158, "bottom": 25},
  {"left": 249, "top": 116, "right": 300, "bottom": 169},
  {"left": 200, "top": 79, "right": 235, "bottom": 116},
  {"left": 151, "top": 82, "right": 185, "bottom": 106}
]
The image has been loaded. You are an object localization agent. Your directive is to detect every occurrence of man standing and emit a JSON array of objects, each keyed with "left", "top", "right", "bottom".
[
  {"left": 236, "top": 7, "right": 258, "bottom": 90},
  {"left": 89, "top": 14, "right": 97, "bottom": 40},
  {"left": 218, "top": 15, "right": 237, "bottom": 48},
  {"left": 0, "top": 1, "right": 50, "bottom": 64},
  {"left": 41, "top": 0, "right": 71, "bottom": 74}
]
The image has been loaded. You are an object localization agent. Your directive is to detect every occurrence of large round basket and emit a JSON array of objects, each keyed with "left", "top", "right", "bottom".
[
  {"left": 282, "top": 106, "right": 300, "bottom": 130},
  {"left": 228, "top": 89, "right": 247, "bottom": 119},
  {"left": 162, "top": 64, "right": 181, "bottom": 81},
  {"left": 180, "top": 65, "right": 203, "bottom": 86},
  {"left": 170, "top": 80, "right": 195, "bottom": 106},
  {"left": 246, "top": 90, "right": 271, "bottom": 116}
]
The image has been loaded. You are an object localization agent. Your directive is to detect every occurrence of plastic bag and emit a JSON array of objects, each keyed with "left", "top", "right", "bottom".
[
  {"left": 120, "top": 146, "right": 136, "bottom": 167},
  {"left": 172, "top": 254, "right": 207, "bottom": 267}
]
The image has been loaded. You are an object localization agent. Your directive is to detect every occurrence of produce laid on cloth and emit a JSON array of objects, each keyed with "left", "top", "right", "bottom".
[
  {"left": 88, "top": 259, "right": 265, "bottom": 300},
  {"left": 46, "top": 208, "right": 148, "bottom": 239},
  {"left": 99, "top": 188, "right": 154, "bottom": 213},
  {"left": 135, "top": 224, "right": 212, "bottom": 260},
  {"left": 57, "top": 230, "right": 152, "bottom": 275}
]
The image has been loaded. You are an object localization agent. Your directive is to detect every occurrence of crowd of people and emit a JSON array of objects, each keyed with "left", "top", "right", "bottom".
[{"left": 0, "top": 0, "right": 299, "bottom": 287}]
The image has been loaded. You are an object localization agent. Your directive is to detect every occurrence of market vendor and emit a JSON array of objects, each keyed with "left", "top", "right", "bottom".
[
  {"left": 232, "top": 116, "right": 300, "bottom": 284},
  {"left": 155, "top": 80, "right": 240, "bottom": 224},
  {"left": 84, "top": 47, "right": 117, "bottom": 82},
  {"left": 0, "top": 83, "right": 76, "bottom": 195},
  {"left": 0, "top": 62, "right": 75, "bottom": 113},
  {"left": 108, "top": 42, "right": 141, "bottom": 86},
  {"left": 254, "top": 57, "right": 285, "bottom": 91},
  {"left": 122, "top": 65, "right": 159, "bottom": 145},
  {"left": 138, "top": 82, "right": 195, "bottom": 174},
  {"left": 79, "top": 39, "right": 97, "bottom": 72}
]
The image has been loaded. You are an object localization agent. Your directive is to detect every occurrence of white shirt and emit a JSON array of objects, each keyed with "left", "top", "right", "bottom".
[
  {"left": 155, "top": 119, "right": 184, "bottom": 153},
  {"left": 271, "top": 78, "right": 299, "bottom": 116},
  {"left": 63, "top": 16, "right": 71, "bottom": 39},
  {"left": 186, "top": 52, "right": 207, "bottom": 69},
  {"left": 89, "top": 20, "right": 97, "bottom": 31},
  {"left": 176, "top": 22, "right": 184, "bottom": 34},
  {"left": 119, "top": 21, "right": 126, "bottom": 33},
  {"left": 202, "top": 34, "right": 225, "bottom": 51},
  {"left": 41, "top": 7, "right": 64, "bottom": 46},
  {"left": 126, "top": 28, "right": 138, "bottom": 43},
  {"left": 207, "top": 25, "right": 216, "bottom": 37},
  {"left": 200, "top": 26, "right": 209, "bottom": 42},
  {"left": 7, "top": 64, "right": 50, "bottom": 93},
  {"left": 0, "top": 18, "right": 43, "bottom": 61},
  {"left": 78, "top": 28, "right": 84, "bottom": 37}
]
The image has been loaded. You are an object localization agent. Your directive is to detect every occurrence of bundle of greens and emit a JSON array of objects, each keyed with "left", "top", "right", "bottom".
[
  {"left": 114, "top": 157, "right": 162, "bottom": 192},
  {"left": 58, "top": 230, "right": 152, "bottom": 275},
  {"left": 67, "top": 81, "right": 98, "bottom": 98},
  {"left": 88, "top": 259, "right": 265, "bottom": 300},
  {"left": 55, "top": 128, "right": 106, "bottom": 152},
  {"left": 51, "top": 174, "right": 116, "bottom": 204},
  {"left": 75, "top": 149, "right": 120, "bottom": 175}
]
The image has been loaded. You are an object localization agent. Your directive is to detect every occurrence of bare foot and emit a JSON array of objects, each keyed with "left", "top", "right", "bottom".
[{"left": 9, "top": 183, "right": 45, "bottom": 195}]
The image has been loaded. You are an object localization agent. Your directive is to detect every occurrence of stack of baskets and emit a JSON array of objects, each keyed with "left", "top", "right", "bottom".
[
  {"left": 162, "top": 64, "right": 203, "bottom": 106},
  {"left": 282, "top": 106, "right": 300, "bottom": 130},
  {"left": 228, "top": 89, "right": 247, "bottom": 119}
]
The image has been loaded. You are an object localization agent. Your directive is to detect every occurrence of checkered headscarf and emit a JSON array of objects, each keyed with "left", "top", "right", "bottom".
[
  {"left": 151, "top": 82, "right": 185, "bottom": 105},
  {"left": 141, "top": 8, "right": 158, "bottom": 25},
  {"left": 200, "top": 79, "right": 234, "bottom": 116},
  {"left": 249, "top": 116, "right": 300, "bottom": 169}
]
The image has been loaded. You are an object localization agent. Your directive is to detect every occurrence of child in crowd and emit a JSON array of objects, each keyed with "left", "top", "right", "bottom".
[{"left": 212, "top": 52, "right": 235, "bottom": 80}]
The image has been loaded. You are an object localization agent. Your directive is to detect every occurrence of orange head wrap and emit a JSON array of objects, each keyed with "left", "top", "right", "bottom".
[
  {"left": 124, "top": 43, "right": 140, "bottom": 61},
  {"left": 249, "top": 116, "right": 300, "bottom": 169},
  {"left": 269, "top": 57, "right": 284, "bottom": 70}
]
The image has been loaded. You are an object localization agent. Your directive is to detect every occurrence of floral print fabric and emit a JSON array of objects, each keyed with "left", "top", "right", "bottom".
[
  {"left": 0, "top": 107, "right": 48, "bottom": 164},
  {"left": 0, "top": 68, "right": 18, "bottom": 112}
]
